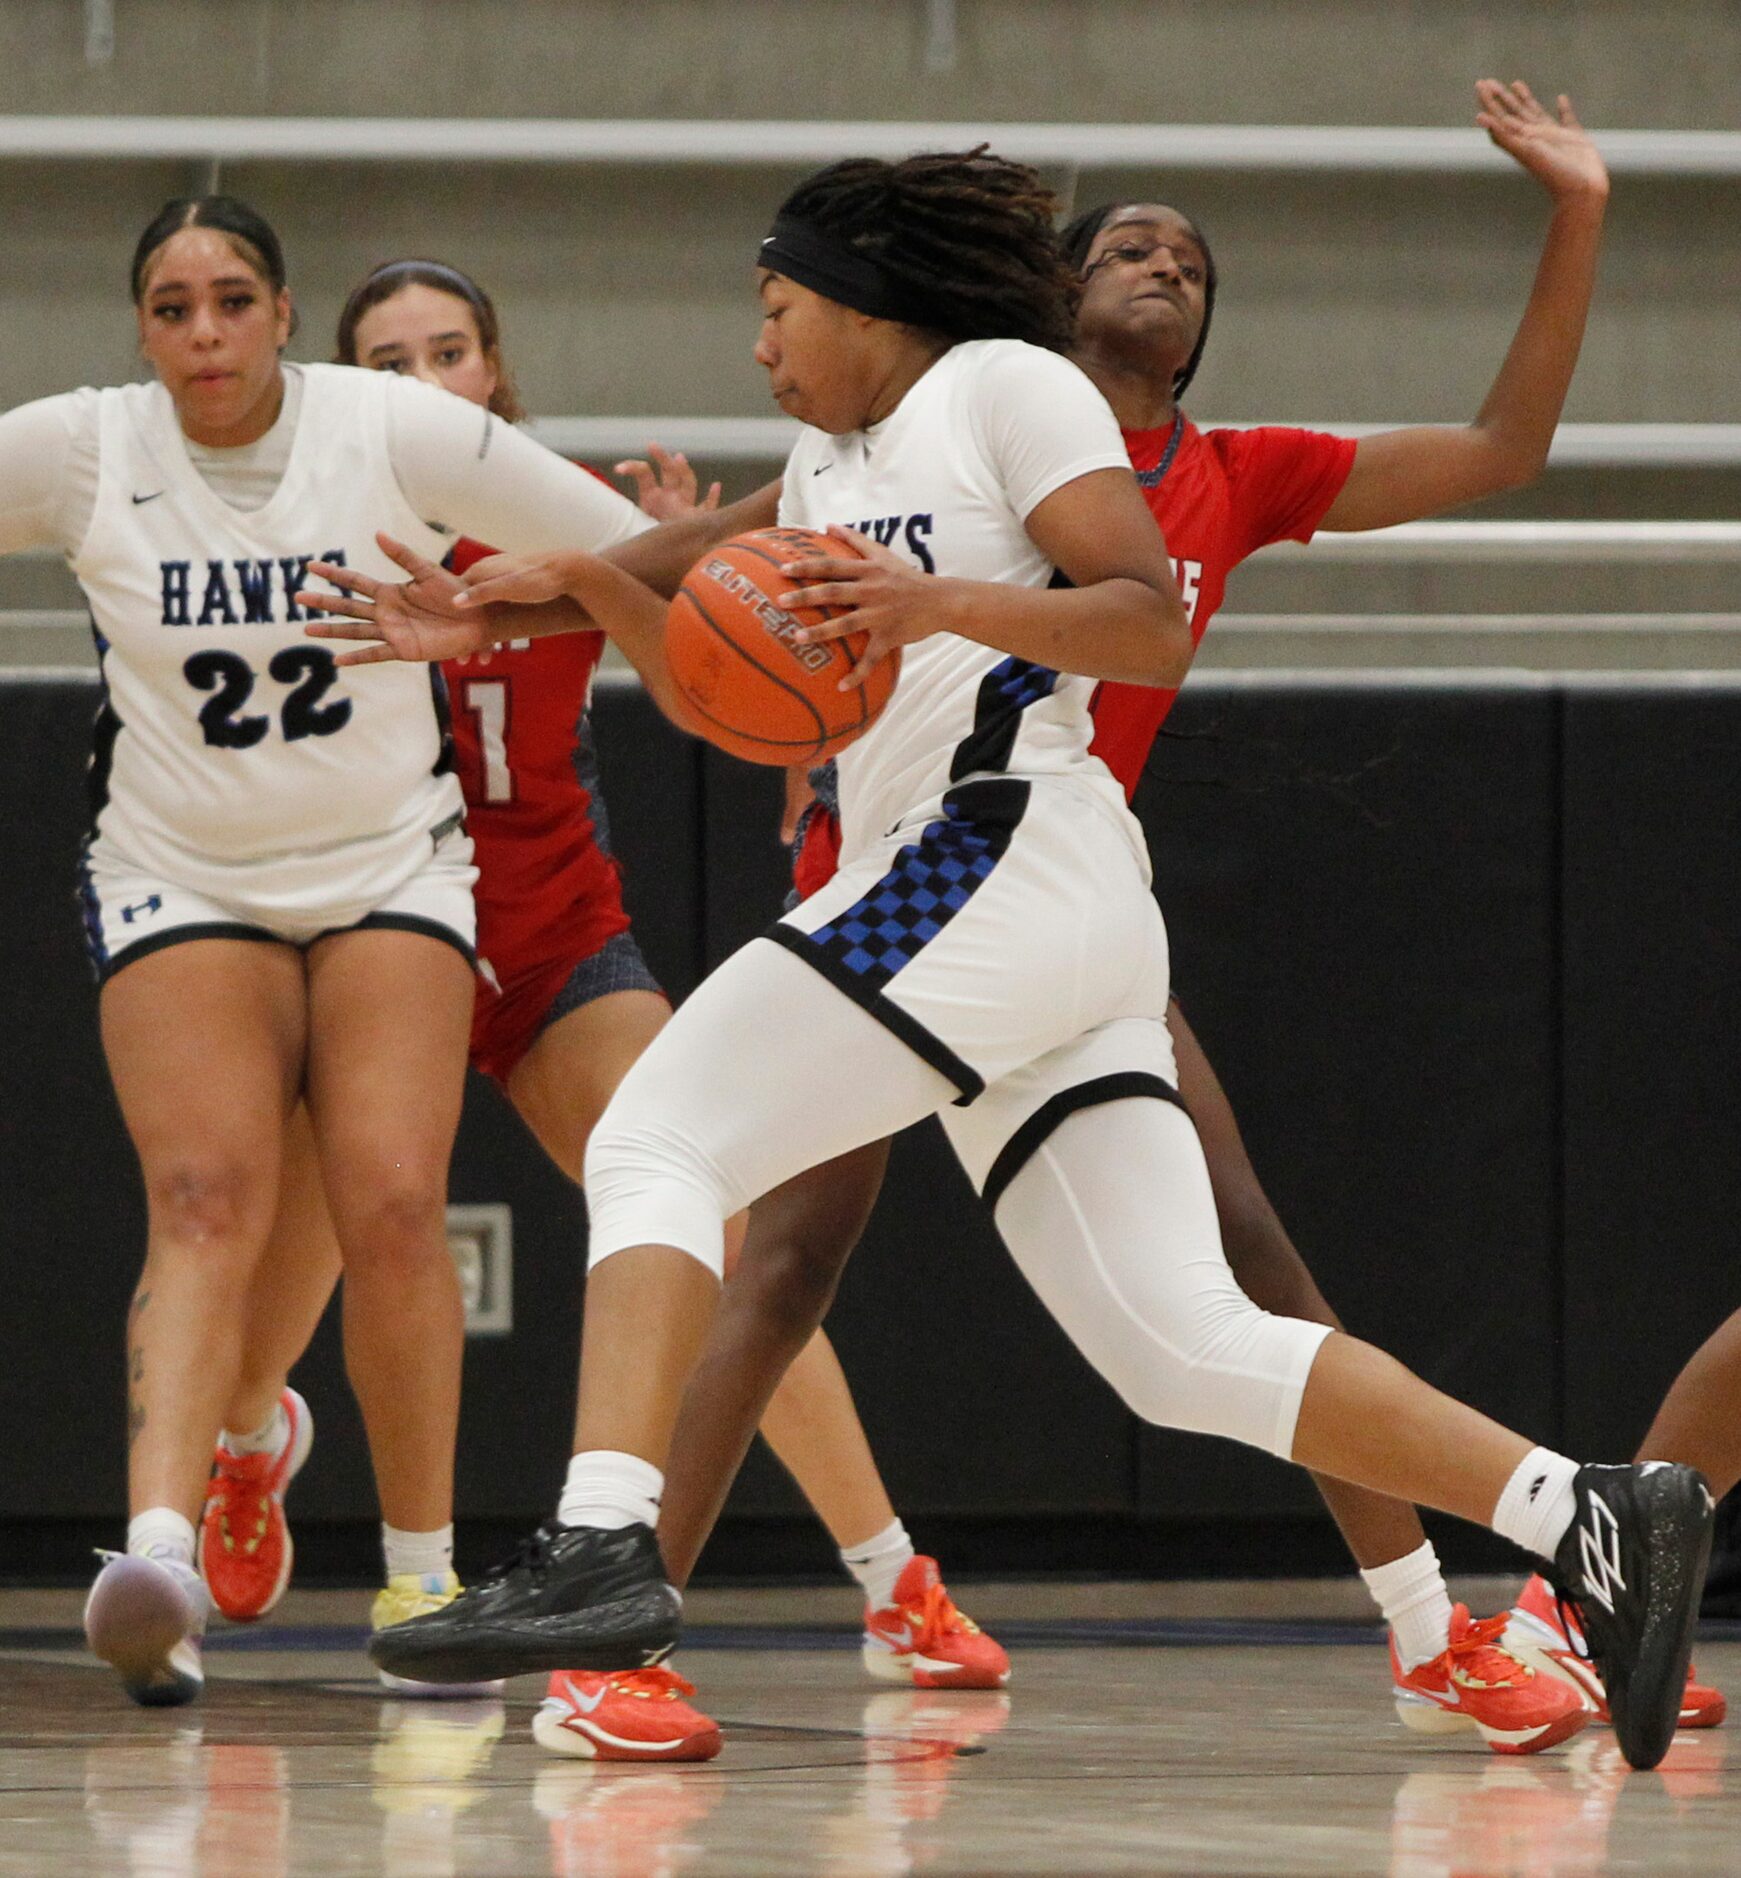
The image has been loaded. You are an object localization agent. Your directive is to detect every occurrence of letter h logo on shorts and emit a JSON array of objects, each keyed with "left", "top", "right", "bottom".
[{"left": 120, "top": 895, "right": 163, "bottom": 924}]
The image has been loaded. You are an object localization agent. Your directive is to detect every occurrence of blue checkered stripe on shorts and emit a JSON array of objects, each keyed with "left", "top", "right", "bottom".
[
  {"left": 949, "top": 655, "right": 1060, "bottom": 782},
  {"left": 803, "top": 802, "right": 1009, "bottom": 991}
]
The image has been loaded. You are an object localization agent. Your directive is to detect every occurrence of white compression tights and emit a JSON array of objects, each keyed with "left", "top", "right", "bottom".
[
  {"left": 961, "top": 1096, "right": 1330, "bottom": 1456},
  {"left": 584, "top": 936, "right": 1329, "bottom": 1460}
]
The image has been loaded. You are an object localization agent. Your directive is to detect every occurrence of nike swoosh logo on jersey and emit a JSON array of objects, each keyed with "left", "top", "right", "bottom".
[
  {"left": 131, "top": 491, "right": 164, "bottom": 504},
  {"left": 811, "top": 462, "right": 832, "bottom": 477}
]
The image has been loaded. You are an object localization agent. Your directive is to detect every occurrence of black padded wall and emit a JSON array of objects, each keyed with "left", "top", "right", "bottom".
[
  {"left": 2, "top": 672, "right": 1734, "bottom": 1574},
  {"left": 1559, "top": 684, "right": 1741, "bottom": 1461},
  {"left": 1131, "top": 683, "right": 1562, "bottom": 1524}
]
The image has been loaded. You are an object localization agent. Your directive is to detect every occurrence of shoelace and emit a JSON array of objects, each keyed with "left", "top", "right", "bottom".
[
  {"left": 1445, "top": 1611, "right": 1536, "bottom": 1688},
  {"left": 902, "top": 1579, "right": 982, "bottom": 1649},
  {"left": 207, "top": 1454, "right": 274, "bottom": 1556},
  {"left": 597, "top": 1666, "right": 697, "bottom": 1702},
  {"left": 476, "top": 1520, "right": 563, "bottom": 1588}
]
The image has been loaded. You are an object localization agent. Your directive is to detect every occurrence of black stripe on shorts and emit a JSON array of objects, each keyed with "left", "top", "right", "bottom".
[{"left": 981, "top": 1071, "right": 1187, "bottom": 1213}]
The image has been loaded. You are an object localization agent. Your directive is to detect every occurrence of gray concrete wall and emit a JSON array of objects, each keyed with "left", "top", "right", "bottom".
[
  {"left": 3, "top": 1, "right": 1739, "bottom": 127},
  {"left": 0, "top": 2, "right": 1734, "bottom": 622}
]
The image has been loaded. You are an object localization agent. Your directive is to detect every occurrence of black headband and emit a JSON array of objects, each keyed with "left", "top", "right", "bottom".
[{"left": 756, "top": 216, "right": 913, "bottom": 321}]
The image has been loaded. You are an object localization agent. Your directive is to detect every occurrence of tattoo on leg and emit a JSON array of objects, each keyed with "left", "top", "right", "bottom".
[{"left": 126, "top": 1289, "right": 150, "bottom": 1451}]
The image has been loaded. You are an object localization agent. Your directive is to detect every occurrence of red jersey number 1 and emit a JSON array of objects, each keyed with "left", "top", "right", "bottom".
[{"left": 461, "top": 676, "right": 513, "bottom": 805}]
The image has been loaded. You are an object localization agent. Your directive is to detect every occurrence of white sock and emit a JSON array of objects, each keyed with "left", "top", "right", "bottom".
[
  {"left": 1360, "top": 1539, "right": 1454, "bottom": 1671},
  {"left": 127, "top": 1507, "right": 197, "bottom": 1569},
  {"left": 220, "top": 1401, "right": 289, "bottom": 1459},
  {"left": 381, "top": 1523, "right": 454, "bottom": 1582},
  {"left": 1490, "top": 1447, "right": 1581, "bottom": 1562},
  {"left": 841, "top": 1518, "right": 915, "bottom": 1613},
  {"left": 557, "top": 1451, "right": 663, "bottom": 1531}
]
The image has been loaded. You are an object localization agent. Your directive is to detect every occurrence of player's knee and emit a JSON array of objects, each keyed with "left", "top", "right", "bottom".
[
  {"left": 727, "top": 1227, "right": 845, "bottom": 1352},
  {"left": 336, "top": 1163, "right": 449, "bottom": 1270},
  {"left": 1114, "top": 1287, "right": 1300, "bottom": 1447},
  {"left": 584, "top": 1112, "right": 733, "bottom": 1277},
  {"left": 148, "top": 1156, "right": 269, "bottom": 1252}
]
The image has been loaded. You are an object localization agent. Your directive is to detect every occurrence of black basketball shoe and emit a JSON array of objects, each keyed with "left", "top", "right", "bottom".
[
  {"left": 1551, "top": 1462, "right": 1714, "bottom": 1770},
  {"left": 367, "top": 1521, "right": 681, "bottom": 1686}
]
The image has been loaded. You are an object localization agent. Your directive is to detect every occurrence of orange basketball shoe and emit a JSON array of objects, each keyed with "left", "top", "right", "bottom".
[
  {"left": 1391, "top": 1603, "right": 1589, "bottom": 1753},
  {"left": 862, "top": 1556, "right": 1010, "bottom": 1690},
  {"left": 1504, "top": 1572, "right": 1727, "bottom": 1729},
  {"left": 532, "top": 1667, "right": 722, "bottom": 1762},
  {"left": 198, "top": 1389, "right": 314, "bottom": 1622}
]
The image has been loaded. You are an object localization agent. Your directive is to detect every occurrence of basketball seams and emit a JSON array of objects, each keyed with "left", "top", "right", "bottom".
[
  {"left": 670, "top": 586, "right": 830, "bottom": 751},
  {"left": 667, "top": 526, "right": 897, "bottom": 763},
  {"left": 726, "top": 534, "right": 876, "bottom": 733}
]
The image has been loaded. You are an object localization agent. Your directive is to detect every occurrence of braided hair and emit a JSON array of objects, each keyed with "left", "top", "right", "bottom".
[
  {"left": 1060, "top": 202, "right": 1217, "bottom": 398},
  {"left": 775, "top": 149, "right": 1076, "bottom": 352}
]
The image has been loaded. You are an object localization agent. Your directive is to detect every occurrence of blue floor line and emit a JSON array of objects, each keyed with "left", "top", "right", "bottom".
[{"left": 11, "top": 1614, "right": 1741, "bottom": 1656}]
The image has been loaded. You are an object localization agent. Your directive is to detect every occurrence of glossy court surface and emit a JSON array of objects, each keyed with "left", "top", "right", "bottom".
[{"left": 2, "top": 1583, "right": 1739, "bottom": 1876}]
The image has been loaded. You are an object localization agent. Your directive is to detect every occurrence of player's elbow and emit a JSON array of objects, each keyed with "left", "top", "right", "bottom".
[
  {"left": 1474, "top": 424, "right": 1551, "bottom": 495},
  {"left": 1136, "top": 586, "right": 1194, "bottom": 688}
]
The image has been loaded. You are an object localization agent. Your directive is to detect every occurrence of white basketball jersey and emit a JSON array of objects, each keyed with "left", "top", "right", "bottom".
[
  {"left": 71, "top": 363, "right": 463, "bottom": 903},
  {"left": 778, "top": 339, "right": 1138, "bottom": 864}
]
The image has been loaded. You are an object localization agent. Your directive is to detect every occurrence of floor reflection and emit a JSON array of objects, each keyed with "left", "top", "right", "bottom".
[
  {"left": 1389, "top": 1728, "right": 1729, "bottom": 1877},
  {"left": 815, "top": 1690, "right": 1013, "bottom": 1877},
  {"left": 84, "top": 1730, "right": 290, "bottom": 1878},
  {"left": 372, "top": 1698, "right": 506, "bottom": 1878}
]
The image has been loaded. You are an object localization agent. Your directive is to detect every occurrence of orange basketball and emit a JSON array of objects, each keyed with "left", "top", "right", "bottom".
[{"left": 665, "top": 526, "right": 901, "bottom": 766}]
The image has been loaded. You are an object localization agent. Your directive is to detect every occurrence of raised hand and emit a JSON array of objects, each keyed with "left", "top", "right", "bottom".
[
  {"left": 1476, "top": 80, "right": 1609, "bottom": 204},
  {"left": 300, "top": 533, "right": 497, "bottom": 667},
  {"left": 614, "top": 442, "right": 723, "bottom": 521}
]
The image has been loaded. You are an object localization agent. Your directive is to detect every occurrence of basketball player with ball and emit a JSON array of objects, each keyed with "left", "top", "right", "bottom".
[
  {"left": 326, "top": 148, "right": 1711, "bottom": 1772},
  {"left": 211, "top": 254, "right": 1002, "bottom": 1755}
]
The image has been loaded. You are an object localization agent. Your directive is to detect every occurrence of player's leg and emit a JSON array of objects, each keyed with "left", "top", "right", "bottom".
[
  {"left": 1169, "top": 1000, "right": 1431, "bottom": 1567},
  {"left": 302, "top": 924, "right": 474, "bottom": 1659},
  {"left": 87, "top": 934, "right": 305, "bottom": 1703},
  {"left": 1168, "top": 999, "right": 1484, "bottom": 1714},
  {"left": 369, "top": 934, "right": 953, "bottom": 1687},
  {"left": 199, "top": 1101, "right": 337, "bottom": 1621},
  {"left": 512, "top": 949, "right": 992, "bottom": 1675},
  {"left": 656, "top": 1143, "right": 893, "bottom": 1589},
  {"left": 1634, "top": 1309, "right": 1741, "bottom": 1498},
  {"left": 508, "top": 963, "right": 888, "bottom": 1529},
  {"left": 947, "top": 1039, "right": 1706, "bottom": 1768},
  {"left": 221, "top": 1103, "right": 342, "bottom": 1439},
  {"left": 1501, "top": 1308, "right": 1741, "bottom": 1732}
]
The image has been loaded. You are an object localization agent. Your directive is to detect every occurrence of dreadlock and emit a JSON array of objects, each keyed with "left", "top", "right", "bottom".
[
  {"left": 1060, "top": 202, "right": 1218, "bottom": 398},
  {"left": 774, "top": 148, "right": 1077, "bottom": 353}
]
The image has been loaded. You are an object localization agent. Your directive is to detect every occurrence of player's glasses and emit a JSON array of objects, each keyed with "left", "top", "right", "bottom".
[{"left": 1082, "top": 240, "right": 1206, "bottom": 285}]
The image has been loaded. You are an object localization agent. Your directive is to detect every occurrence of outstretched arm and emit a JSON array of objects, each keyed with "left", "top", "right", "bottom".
[{"left": 1318, "top": 80, "right": 1609, "bottom": 532}]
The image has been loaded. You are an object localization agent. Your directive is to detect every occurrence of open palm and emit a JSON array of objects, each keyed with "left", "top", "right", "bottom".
[
  {"left": 300, "top": 534, "right": 496, "bottom": 668},
  {"left": 1476, "top": 80, "right": 1609, "bottom": 202}
]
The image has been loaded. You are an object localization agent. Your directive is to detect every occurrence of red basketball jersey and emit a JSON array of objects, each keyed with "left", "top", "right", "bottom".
[
  {"left": 789, "top": 418, "right": 1356, "bottom": 892},
  {"left": 1088, "top": 419, "right": 1356, "bottom": 797},
  {"left": 441, "top": 538, "right": 631, "bottom": 984}
]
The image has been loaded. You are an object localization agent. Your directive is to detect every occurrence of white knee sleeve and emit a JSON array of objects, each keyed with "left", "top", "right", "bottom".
[
  {"left": 584, "top": 1110, "right": 734, "bottom": 1276},
  {"left": 582, "top": 936, "right": 957, "bottom": 1275},
  {"left": 974, "top": 1095, "right": 1329, "bottom": 1457}
]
